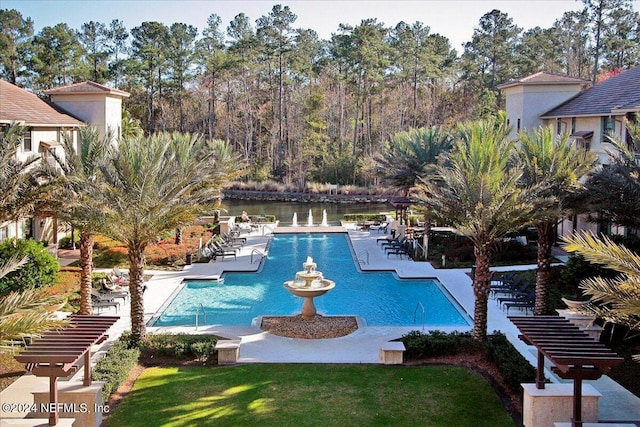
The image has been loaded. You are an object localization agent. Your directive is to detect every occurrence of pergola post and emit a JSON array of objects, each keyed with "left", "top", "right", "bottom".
[
  {"left": 573, "top": 377, "right": 583, "bottom": 427},
  {"left": 536, "top": 349, "right": 545, "bottom": 389},
  {"left": 49, "top": 376, "right": 58, "bottom": 426}
]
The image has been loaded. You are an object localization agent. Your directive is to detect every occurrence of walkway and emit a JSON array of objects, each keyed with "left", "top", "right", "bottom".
[{"left": 2, "top": 224, "right": 639, "bottom": 425}]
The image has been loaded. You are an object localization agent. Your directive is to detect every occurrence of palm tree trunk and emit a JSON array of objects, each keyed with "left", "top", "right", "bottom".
[
  {"left": 535, "top": 221, "right": 554, "bottom": 315},
  {"left": 175, "top": 228, "right": 182, "bottom": 245},
  {"left": 472, "top": 244, "right": 491, "bottom": 341},
  {"left": 78, "top": 231, "right": 93, "bottom": 315},
  {"left": 128, "top": 245, "right": 147, "bottom": 344}
]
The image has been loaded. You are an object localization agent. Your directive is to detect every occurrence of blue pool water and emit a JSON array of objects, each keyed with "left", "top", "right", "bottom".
[{"left": 153, "top": 233, "right": 469, "bottom": 327}]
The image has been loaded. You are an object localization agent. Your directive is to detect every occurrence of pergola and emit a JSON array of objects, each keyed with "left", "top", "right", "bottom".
[
  {"left": 14, "top": 314, "right": 119, "bottom": 426},
  {"left": 390, "top": 196, "right": 412, "bottom": 225},
  {"left": 509, "top": 315, "right": 623, "bottom": 427}
]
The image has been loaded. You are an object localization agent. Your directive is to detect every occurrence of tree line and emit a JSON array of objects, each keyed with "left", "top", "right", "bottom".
[{"left": 1, "top": 1, "right": 638, "bottom": 185}]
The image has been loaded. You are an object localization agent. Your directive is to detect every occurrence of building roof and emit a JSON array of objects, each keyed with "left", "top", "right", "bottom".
[
  {"left": 44, "top": 81, "right": 130, "bottom": 98},
  {"left": 541, "top": 67, "right": 640, "bottom": 118},
  {"left": 0, "top": 80, "right": 84, "bottom": 127},
  {"left": 497, "top": 71, "right": 591, "bottom": 90}
]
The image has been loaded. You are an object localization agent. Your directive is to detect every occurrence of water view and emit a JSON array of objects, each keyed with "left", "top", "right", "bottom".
[{"left": 222, "top": 199, "right": 391, "bottom": 224}]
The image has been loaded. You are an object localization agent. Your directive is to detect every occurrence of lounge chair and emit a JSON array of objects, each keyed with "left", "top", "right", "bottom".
[
  {"left": 387, "top": 248, "right": 408, "bottom": 258},
  {"left": 91, "top": 291, "right": 120, "bottom": 312},
  {"left": 112, "top": 268, "right": 129, "bottom": 284},
  {"left": 504, "top": 297, "right": 535, "bottom": 314},
  {"left": 369, "top": 222, "right": 388, "bottom": 233},
  {"left": 381, "top": 236, "right": 406, "bottom": 250},
  {"left": 222, "top": 232, "right": 246, "bottom": 244},
  {"left": 491, "top": 277, "right": 526, "bottom": 297},
  {"left": 499, "top": 289, "right": 535, "bottom": 309},
  {"left": 212, "top": 240, "right": 240, "bottom": 254},
  {"left": 101, "top": 279, "right": 129, "bottom": 303},
  {"left": 209, "top": 242, "right": 237, "bottom": 261}
]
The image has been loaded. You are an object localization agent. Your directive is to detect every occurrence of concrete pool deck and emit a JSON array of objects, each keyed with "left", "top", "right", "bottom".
[{"left": 2, "top": 224, "right": 639, "bottom": 425}]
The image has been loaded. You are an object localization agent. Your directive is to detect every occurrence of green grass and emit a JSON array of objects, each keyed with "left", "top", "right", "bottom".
[{"left": 105, "top": 364, "right": 515, "bottom": 427}]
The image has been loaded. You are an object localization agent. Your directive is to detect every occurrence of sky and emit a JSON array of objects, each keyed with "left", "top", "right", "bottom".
[{"left": 4, "top": 0, "right": 640, "bottom": 51}]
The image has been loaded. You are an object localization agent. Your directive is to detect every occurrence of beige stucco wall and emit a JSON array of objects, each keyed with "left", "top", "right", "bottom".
[
  {"left": 503, "top": 84, "right": 584, "bottom": 140},
  {"left": 50, "top": 93, "right": 123, "bottom": 144}
]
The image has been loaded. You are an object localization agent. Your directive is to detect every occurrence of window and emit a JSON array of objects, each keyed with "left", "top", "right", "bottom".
[
  {"left": 0, "top": 225, "right": 7, "bottom": 241},
  {"left": 602, "top": 116, "right": 615, "bottom": 139},
  {"left": 571, "top": 117, "right": 576, "bottom": 134},
  {"left": 517, "top": 118, "right": 521, "bottom": 132},
  {"left": 23, "top": 128, "right": 32, "bottom": 151}
]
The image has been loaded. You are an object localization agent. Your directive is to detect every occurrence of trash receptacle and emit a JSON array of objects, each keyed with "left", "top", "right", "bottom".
[{"left": 186, "top": 253, "right": 193, "bottom": 265}]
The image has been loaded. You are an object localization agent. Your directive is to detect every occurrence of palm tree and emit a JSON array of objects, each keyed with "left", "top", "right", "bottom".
[
  {"left": 563, "top": 232, "right": 640, "bottom": 361},
  {"left": 49, "top": 126, "right": 112, "bottom": 315},
  {"left": 0, "top": 256, "right": 67, "bottom": 349},
  {"left": 0, "top": 123, "right": 42, "bottom": 226},
  {"left": 414, "top": 118, "right": 536, "bottom": 340},
  {"left": 374, "top": 127, "right": 452, "bottom": 196},
  {"left": 515, "top": 126, "right": 596, "bottom": 315},
  {"left": 98, "top": 133, "right": 242, "bottom": 343}
]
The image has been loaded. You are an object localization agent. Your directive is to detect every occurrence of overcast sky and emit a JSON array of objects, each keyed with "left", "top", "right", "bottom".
[{"left": 4, "top": 0, "right": 639, "bottom": 51}]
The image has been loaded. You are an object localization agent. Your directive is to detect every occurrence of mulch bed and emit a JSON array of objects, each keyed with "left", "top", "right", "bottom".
[{"left": 260, "top": 315, "right": 358, "bottom": 339}]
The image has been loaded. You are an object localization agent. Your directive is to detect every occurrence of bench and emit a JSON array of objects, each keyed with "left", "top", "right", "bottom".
[
  {"left": 215, "top": 340, "right": 241, "bottom": 365},
  {"left": 379, "top": 341, "right": 405, "bottom": 365}
]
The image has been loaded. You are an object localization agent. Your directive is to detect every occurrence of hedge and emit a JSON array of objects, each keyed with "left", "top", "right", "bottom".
[{"left": 92, "top": 338, "right": 140, "bottom": 402}]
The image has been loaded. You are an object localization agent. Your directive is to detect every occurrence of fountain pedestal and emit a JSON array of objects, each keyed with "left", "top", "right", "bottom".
[{"left": 284, "top": 257, "right": 335, "bottom": 319}]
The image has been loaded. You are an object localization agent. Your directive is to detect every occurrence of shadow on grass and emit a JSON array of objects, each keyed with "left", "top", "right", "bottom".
[{"left": 105, "top": 364, "right": 515, "bottom": 427}]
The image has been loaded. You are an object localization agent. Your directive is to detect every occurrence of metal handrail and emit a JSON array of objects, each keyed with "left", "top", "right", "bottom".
[
  {"left": 251, "top": 249, "right": 265, "bottom": 264},
  {"left": 414, "top": 301, "right": 425, "bottom": 330},
  {"left": 195, "top": 303, "right": 206, "bottom": 331},
  {"left": 357, "top": 250, "right": 369, "bottom": 265}
]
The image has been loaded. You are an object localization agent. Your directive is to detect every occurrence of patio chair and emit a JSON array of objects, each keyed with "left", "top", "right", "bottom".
[
  {"left": 212, "top": 240, "right": 241, "bottom": 254},
  {"left": 91, "top": 291, "right": 120, "bottom": 312},
  {"left": 498, "top": 289, "right": 535, "bottom": 309},
  {"left": 387, "top": 248, "right": 408, "bottom": 258},
  {"left": 112, "top": 267, "right": 129, "bottom": 284},
  {"left": 381, "top": 236, "right": 406, "bottom": 250},
  {"left": 504, "top": 297, "right": 535, "bottom": 314},
  {"left": 210, "top": 242, "right": 237, "bottom": 261},
  {"left": 490, "top": 277, "right": 526, "bottom": 297},
  {"left": 222, "top": 232, "right": 246, "bottom": 245},
  {"left": 369, "top": 222, "right": 388, "bottom": 233},
  {"left": 101, "top": 279, "right": 129, "bottom": 303}
]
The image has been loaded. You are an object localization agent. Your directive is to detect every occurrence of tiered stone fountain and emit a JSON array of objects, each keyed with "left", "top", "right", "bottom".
[{"left": 284, "top": 256, "right": 335, "bottom": 319}]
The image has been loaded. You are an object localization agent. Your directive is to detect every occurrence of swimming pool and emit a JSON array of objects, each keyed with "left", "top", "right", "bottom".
[{"left": 153, "top": 233, "right": 469, "bottom": 327}]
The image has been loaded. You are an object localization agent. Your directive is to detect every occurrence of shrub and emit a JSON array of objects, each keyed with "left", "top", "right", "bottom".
[
  {"left": 57, "top": 234, "right": 79, "bottom": 249},
  {"left": 140, "top": 333, "right": 218, "bottom": 360},
  {"left": 485, "top": 332, "right": 536, "bottom": 391},
  {"left": 92, "top": 337, "right": 140, "bottom": 402},
  {"left": 400, "top": 330, "right": 479, "bottom": 359},
  {"left": 559, "top": 254, "right": 617, "bottom": 299},
  {"left": 0, "top": 238, "right": 59, "bottom": 296},
  {"left": 342, "top": 214, "right": 387, "bottom": 222}
]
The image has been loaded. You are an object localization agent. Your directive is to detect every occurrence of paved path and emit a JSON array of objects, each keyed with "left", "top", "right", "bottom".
[{"left": 2, "top": 225, "right": 639, "bottom": 425}]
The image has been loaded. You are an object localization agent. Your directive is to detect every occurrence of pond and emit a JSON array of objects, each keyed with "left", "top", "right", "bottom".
[{"left": 221, "top": 199, "right": 392, "bottom": 225}]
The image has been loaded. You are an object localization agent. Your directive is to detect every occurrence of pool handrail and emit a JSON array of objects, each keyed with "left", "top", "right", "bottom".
[
  {"left": 414, "top": 301, "right": 425, "bottom": 330},
  {"left": 195, "top": 303, "right": 207, "bottom": 330}
]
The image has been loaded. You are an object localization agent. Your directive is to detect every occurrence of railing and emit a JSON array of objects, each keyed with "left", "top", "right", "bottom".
[
  {"left": 195, "top": 303, "right": 206, "bottom": 331},
  {"left": 414, "top": 301, "right": 425, "bottom": 330},
  {"left": 251, "top": 249, "right": 265, "bottom": 264},
  {"left": 357, "top": 250, "right": 369, "bottom": 265}
]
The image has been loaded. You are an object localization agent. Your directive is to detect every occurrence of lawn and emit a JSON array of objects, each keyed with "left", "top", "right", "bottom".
[{"left": 105, "top": 364, "right": 515, "bottom": 427}]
